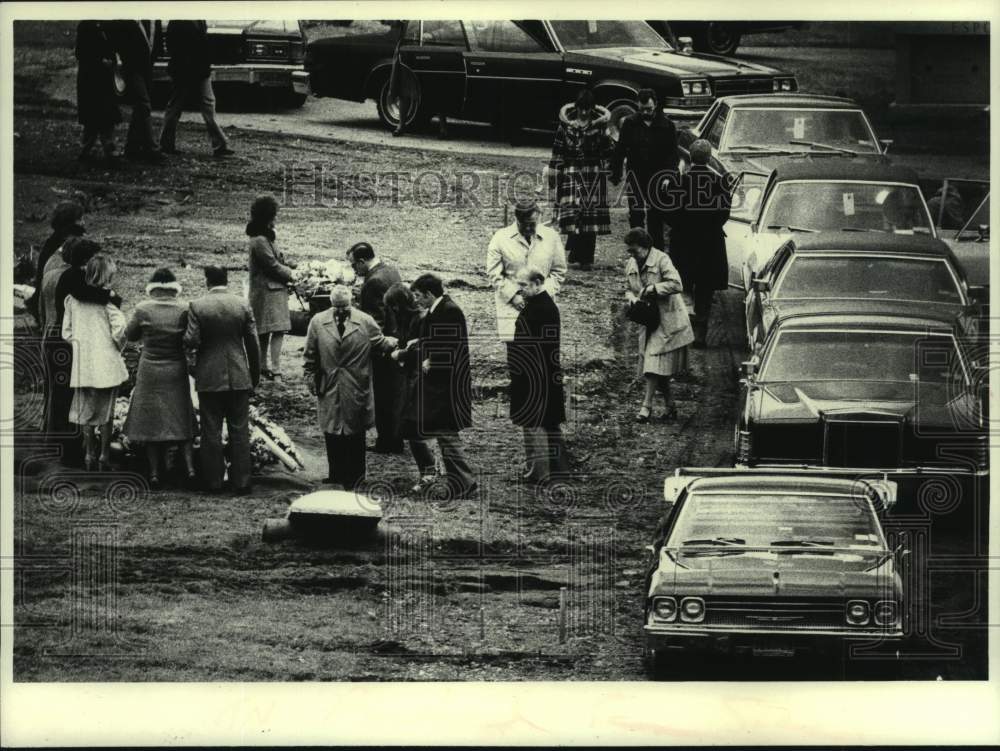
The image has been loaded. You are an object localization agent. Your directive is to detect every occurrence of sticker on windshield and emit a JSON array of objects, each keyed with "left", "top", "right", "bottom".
[
  {"left": 792, "top": 117, "right": 806, "bottom": 139},
  {"left": 587, "top": 21, "right": 598, "bottom": 33},
  {"left": 842, "top": 192, "right": 856, "bottom": 216}
]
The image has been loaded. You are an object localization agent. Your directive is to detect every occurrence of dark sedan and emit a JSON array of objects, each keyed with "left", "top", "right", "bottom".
[
  {"left": 302, "top": 20, "right": 797, "bottom": 137},
  {"left": 735, "top": 311, "right": 988, "bottom": 476},
  {"left": 677, "top": 94, "right": 889, "bottom": 177},
  {"left": 743, "top": 232, "right": 979, "bottom": 349},
  {"left": 649, "top": 21, "right": 805, "bottom": 56},
  {"left": 643, "top": 469, "right": 903, "bottom": 674}
]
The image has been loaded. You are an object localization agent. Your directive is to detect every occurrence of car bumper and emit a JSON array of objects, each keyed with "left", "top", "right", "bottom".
[
  {"left": 292, "top": 70, "right": 311, "bottom": 95},
  {"left": 153, "top": 62, "right": 303, "bottom": 88},
  {"left": 645, "top": 623, "right": 903, "bottom": 656}
]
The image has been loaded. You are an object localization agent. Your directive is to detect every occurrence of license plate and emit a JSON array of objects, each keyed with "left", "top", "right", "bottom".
[
  {"left": 258, "top": 72, "right": 289, "bottom": 87},
  {"left": 753, "top": 647, "right": 795, "bottom": 657}
]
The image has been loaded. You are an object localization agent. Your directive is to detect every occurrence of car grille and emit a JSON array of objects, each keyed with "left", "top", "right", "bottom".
[
  {"left": 703, "top": 597, "right": 846, "bottom": 629},
  {"left": 712, "top": 76, "right": 775, "bottom": 97},
  {"left": 824, "top": 417, "right": 903, "bottom": 468},
  {"left": 207, "top": 35, "right": 246, "bottom": 65}
]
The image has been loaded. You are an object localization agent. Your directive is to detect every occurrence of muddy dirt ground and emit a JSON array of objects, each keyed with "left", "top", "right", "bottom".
[{"left": 10, "top": 26, "right": 989, "bottom": 682}]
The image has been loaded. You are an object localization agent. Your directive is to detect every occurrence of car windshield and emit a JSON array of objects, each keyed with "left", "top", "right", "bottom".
[
  {"left": 761, "top": 182, "right": 933, "bottom": 234},
  {"left": 669, "top": 493, "right": 881, "bottom": 549},
  {"left": 760, "top": 330, "right": 962, "bottom": 384},
  {"left": 549, "top": 20, "right": 670, "bottom": 50},
  {"left": 774, "top": 255, "right": 964, "bottom": 304},
  {"left": 725, "top": 109, "right": 878, "bottom": 153}
]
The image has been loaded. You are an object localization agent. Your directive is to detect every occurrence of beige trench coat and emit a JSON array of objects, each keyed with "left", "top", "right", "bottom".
[
  {"left": 303, "top": 307, "right": 391, "bottom": 436},
  {"left": 625, "top": 247, "right": 694, "bottom": 355}
]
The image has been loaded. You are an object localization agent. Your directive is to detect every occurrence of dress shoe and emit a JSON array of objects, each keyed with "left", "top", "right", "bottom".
[{"left": 233, "top": 485, "right": 254, "bottom": 496}]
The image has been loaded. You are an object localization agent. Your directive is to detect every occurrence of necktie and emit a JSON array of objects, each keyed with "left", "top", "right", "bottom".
[{"left": 335, "top": 312, "right": 348, "bottom": 337}]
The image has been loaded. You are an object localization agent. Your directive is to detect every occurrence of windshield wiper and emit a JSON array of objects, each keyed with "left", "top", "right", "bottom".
[
  {"left": 681, "top": 537, "right": 746, "bottom": 546},
  {"left": 788, "top": 139, "right": 859, "bottom": 156},
  {"left": 770, "top": 539, "right": 835, "bottom": 547},
  {"left": 765, "top": 224, "right": 816, "bottom": 233},
  {"left": 728, "top": 144, "right": 777, "bottom": 152},
  {"left": 840, "top": 227, "right": 880, "bottom": 233}
]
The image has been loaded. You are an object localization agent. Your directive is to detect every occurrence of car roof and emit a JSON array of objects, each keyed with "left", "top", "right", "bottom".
[
  {"left": 718, "top": 93, "right": 861, "bottom": 109},
  {"left": 685, "top": 474, "right": 876, "bottom": 497},
  {"left": 791, "top": 232, "right": 954, "bottom": 257},
  {"left": 772, "top": 311, "right": 958, "bottom": 331},
  {"left": 771, "top": 159, "right": 919, "bottom": 184}
]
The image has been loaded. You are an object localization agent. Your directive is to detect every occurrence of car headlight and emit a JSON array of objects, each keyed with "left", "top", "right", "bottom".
[
  {"left": 846, "top": 599, "right": 870, "bottom": 626},
  {"left": 736, "top": 428, "right": 752, "bottom": 463},
  {"left": 680, "top": 597, "right": 706, "bottom": 623},
  {"left": 248, "top": 40, "right": 289, "bottom": 58},
  {"left": 651, "top": 596, "right": 677, "bottom": 622},
  {"left": 681, "top": 79, "right": 712, "bottom": 97},
  {"left": 873, "top": 600, "right": 898, "bottom": 626},
  {"left": 772, "top": 77, "right": 796, "bottom": 92}
]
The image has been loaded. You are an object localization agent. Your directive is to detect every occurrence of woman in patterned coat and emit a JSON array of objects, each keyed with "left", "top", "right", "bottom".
[{"left": 548, "top": 89, "right": 614, "bottom": 271}]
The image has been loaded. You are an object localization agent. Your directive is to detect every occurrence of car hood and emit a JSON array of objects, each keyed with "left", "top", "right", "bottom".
[
  {"left": 752, "top": 380, "right": 961, "bottom": 425},
  {"left": 650, "top": 548, "right": 893, "bottom": 598},
  {"left": 568, "top": 47, "right": 781, "bottom": 77}
]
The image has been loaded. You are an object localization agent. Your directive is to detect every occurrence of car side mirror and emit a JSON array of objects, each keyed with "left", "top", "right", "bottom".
[
  {"left": 644, "top": 544, "right": 656, "bottom": 555},
  {"left": 879, "top": 138, "right": 894, "bottom": 153},
  {"left": 750, "top": 221, "right": 759, "bottom": 233},
  {"left": 977, "top": 224, "right": 989, "bottom": 241},
  {"left": 741, "top": 359, "right": 757, "bottom": 378},
  {"left": 678, "top": 36, "right": 694, "bottom": 53},
  {"left": 752, "top": 277, "right": 770, "bottom": 293},
  {"left": 968, "top": 284, "right": 988, "bottom": 305}
]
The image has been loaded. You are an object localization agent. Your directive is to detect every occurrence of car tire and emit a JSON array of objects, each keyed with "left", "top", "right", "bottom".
[
  {"left": 283, "top": 92, "right": 308, "bottom": 109},
  {"left": 376, "top": 76, "right": 423, "bottom": 132},
  {"left": 606, "top": 100, "right": 637, "bottom": 143},
  {"left": 644, "top": 646, "right": 687, "bottom": 680},
  {"left": 693, "top": 23, "right": 742, "bottom": 56}
]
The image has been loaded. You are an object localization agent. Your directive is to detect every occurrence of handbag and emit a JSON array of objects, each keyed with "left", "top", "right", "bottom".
[
  {"left": 112, "top": 54, "right": 127, "bottom": 97},
  {"left": 626, "top": 298, "right": 660, "bottom": 332}
]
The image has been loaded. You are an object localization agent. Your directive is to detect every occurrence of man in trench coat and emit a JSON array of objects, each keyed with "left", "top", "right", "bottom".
[
  {"left": 665, "top": 139, "right": 731, "bottom": 348},
  {"left": 303, "top": 285, "right": 397, "bottom": 489}
]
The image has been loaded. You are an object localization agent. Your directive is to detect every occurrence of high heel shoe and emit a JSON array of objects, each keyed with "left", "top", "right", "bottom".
[
  {"left": 636, "top": 405, "right": 651, "bottom": 424},
  {"left": 662, "top": 403, "right": 679, "bottom": 423}
]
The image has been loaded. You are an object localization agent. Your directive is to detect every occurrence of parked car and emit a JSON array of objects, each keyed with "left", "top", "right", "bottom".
[
  {"left": 302, "top": 20, "right": 797, "bottom": 137},
  {"left": 676, "top": 94, "right": 889, "bottom": 176},
  {"left": 648, "top": 21, "right": 805, "bottom": 57},
  {"left": 742, "top": 231, "right": 981, "bottom": 349},
  {"left": 725, "top": 159, "right": 935, "bottom": 290},
  {"left": 928, "top": 179, "right": 990, "bottom": 293},
  {"left": 735, "top": 310, "right": 988, "bottom": 473},
  {"left": 643, "top": 469, "right": 904, "bottom": 672},
  {"left": 152, "top": 20, "right": 307, "bottom": 108}
]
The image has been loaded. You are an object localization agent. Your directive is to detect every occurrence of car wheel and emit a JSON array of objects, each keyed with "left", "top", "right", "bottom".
[
  {"left": 283, "top": 92, "right": 308, "bottom": 109},
  {"left": 606, "top": 100, "right": 637, "bottom": 143},
  {"left": 644, "top": 646, "right": 688, "bottom": 680},
  {"left": 694, "top": 22, "right": 742, "bottom": 56},
  {"left": 376, "top": 76, "right": 422, "bottom": 132}
]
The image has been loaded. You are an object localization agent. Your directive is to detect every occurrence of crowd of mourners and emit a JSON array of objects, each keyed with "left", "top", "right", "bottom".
[{"left": 28, "top": 22, "right": 732, "bottom": 498}]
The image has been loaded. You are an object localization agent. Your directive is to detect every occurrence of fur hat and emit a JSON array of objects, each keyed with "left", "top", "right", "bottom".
[{"left": 146, "top": 266, "right": 182, "bottom": 295}]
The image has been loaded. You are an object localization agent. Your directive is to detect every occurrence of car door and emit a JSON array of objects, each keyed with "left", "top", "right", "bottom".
[
  {"left": 462, "top": 20, "right": 565, "bottom": 126},
  {"left": 401, "top": 20, "right": 469, "bottom": 117},
  {"left": 745, "top": 241, "right": 791, "bottom": 348},
  {"left": 724, "top": 170, "right": 769, "bottom": 288},
  {"left": 677, "top": 101, "right": 718, "bottom": 167}
]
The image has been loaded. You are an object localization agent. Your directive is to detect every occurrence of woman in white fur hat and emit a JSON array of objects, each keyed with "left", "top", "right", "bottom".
[{"left": 123, "top": 266, "right": 196, "bottom": 487}]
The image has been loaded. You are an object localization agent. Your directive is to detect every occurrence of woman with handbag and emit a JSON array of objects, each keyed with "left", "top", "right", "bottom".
[
  {"left": 624, "top": 227, "right": 693, "bottom": 423},
  {"left": 62, "top": 253, "right": 129, "bottom": 469},
  {"left": 74, "top": 21, "right": 122, "bottom": 163},
  {"left": 247, "top": 194, "right": 296, "bottom": 381}
]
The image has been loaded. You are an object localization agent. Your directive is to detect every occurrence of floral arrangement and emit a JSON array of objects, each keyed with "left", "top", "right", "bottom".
[
  {"left": 291, "top": 259, "right": 356, "bottom": 299},
  {"left": 110, "top": 396, "right": 305, "bottom": 475}
]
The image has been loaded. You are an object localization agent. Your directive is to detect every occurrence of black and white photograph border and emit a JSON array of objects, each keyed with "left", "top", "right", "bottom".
[{"left": 0, "top": 0, "right": 998, "bottom": 745}]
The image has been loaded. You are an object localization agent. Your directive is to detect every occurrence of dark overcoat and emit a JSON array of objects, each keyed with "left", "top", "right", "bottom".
[
  {"left": 666, "top": 164, "right": 732, "bottom": 291},
  {"left": 403, "top": 295, "right": 473, "bottom": 436},
  {"left": 75, "top": 21, "right": 122, "bottom": 129},
  {"left": 508, "top": 291, "right": 565, "bottom": 428},
  {"left": 359, "top": 261, "right": 402, "bottom": 331},
  {"left": 166, "top": 21, "right": 212, "bottom": 82}
]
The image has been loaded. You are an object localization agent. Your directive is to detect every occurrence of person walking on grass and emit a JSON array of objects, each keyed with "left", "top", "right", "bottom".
[
  {"left": 123, "top": 267, "right": 197, "bottom": 489},
  {"left": 624, "top": 227, "right": 693, "bottom": 423},
  {"left": 184, "top": 265, "right": 261, "bottom": 495},
  {"left": 109, "top": 20, "right": 165, "bottom": 163},
  {"left": 158, "top": 20, "right": 234, "bottom": 158},
  {"left": 246, "top": 194, "right": 296, "bottom": 381},
  {"left": 74, "top": 21, "right": 121, "bottom": 164}
]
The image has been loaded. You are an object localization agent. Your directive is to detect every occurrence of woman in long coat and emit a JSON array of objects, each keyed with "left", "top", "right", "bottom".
[
  {"left": 123, "top": 267, "right": 196, "bottom": 488},
  {"left": 247, "top": 194, "right": 295, "bottom": 381},
  {"left": 303, "top": 285, "right": 394, "bottom": 489},
  {"left": 549, "top": 88, "right": 614, "bottom": 270},
  {"left": 624, "top": 227, "right": 693, "bottom": 423},
  {"left": 75, "top": 21, "right": 121, "bottom": 162},
  {"left": 508, "top": 267, "right": 569, "bottom": 484},
  {"left": 62, "top": 253, "right": 129, "bottom": 469}
]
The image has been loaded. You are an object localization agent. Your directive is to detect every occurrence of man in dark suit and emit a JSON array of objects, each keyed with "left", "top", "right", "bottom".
[
  {"left": 665, "top": 139, "right": 732, "bottom": 348},
  {"left": 610, "top": 88, "right": 679, "bottom": 251},
  {"left": 184, "top": 265, "right": 261, "bottom": 493},
  {"left": 158, "top": 20, "right": 233, "bottom": 157},
  {"left": 109, "top": 20, "right": 164, "bottom": 162},
  {"left": 348, "top": 241, "right": 404, "bottom": 453},
  {"left": 396, "top": 273, "right": 476, "bottom": 499}
]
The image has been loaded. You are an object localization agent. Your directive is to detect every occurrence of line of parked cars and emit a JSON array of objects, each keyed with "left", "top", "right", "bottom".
[{"left": 641, "top": 91, "right": 989, "bottom": 675}]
